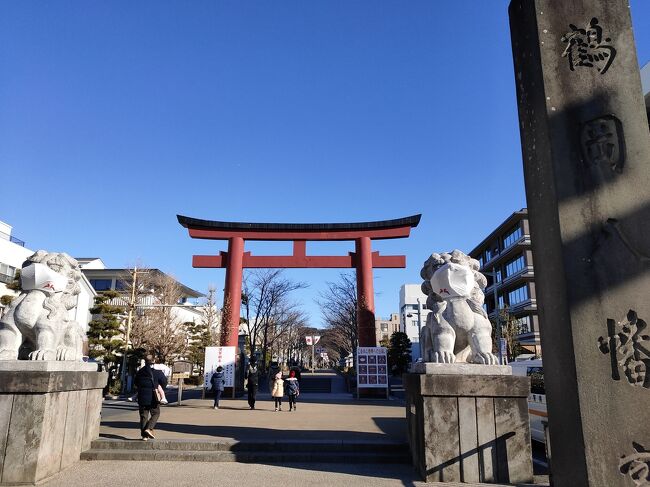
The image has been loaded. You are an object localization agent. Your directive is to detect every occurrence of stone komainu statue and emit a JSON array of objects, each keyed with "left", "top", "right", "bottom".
[
  {"left": 419, "top": 249, "right": 497, "bottom": 364},
  {"left": 0, "top": 251, "right": 85, "bottom": 361}
]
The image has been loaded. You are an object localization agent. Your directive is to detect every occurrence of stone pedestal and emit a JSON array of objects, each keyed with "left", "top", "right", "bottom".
[
  {"left": 404, "top": 365, "right": 533, "bottom": 484},
  {"left": 0, "top": 361, "right": 107, "bottom": 485}
]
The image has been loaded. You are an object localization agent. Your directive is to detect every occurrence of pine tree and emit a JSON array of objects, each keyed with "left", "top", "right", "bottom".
[
  {"left": 186, "top": 320, "right": 213, "bottom": 374},
  {"left": 87, "top": 290, "right": 125, "bottom": 369},
  {"left": 387, "top": 331, "right": 412, "bottom": 375}
]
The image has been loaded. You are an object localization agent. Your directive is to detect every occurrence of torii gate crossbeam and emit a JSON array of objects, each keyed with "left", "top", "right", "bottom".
[{"left": 178, "top": 214, "right": 421, "bottom": 349}]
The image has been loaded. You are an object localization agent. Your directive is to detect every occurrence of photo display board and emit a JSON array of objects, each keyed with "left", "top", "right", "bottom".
[
  {"left": 203, "top": 346, "right": 236, "bottom": 389},
  {"left": 357, "top": 347, "right": 388, "bottom": 388}
]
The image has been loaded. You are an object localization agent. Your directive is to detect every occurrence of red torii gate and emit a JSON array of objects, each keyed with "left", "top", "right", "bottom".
[{"left": 177, "top": 214, "right": 421, "bottom": 349}]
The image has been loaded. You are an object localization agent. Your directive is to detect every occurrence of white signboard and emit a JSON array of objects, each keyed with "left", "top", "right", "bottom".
[
  {"left": 203, "top": 346, "right": 236, "bottom": 389},
  {"left": 356, "top": 347, "right": 388, "bottom": 388}
]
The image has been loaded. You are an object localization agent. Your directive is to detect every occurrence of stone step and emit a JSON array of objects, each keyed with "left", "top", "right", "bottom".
[
  {"left": 81, "top": 448, "right": 411, "bottom": 464},
  {"left": 89, "top": 438, "right": 409, "bottom": 454},
  {"left": 299, "top": 378, "right": 332, "bottom": 393}
]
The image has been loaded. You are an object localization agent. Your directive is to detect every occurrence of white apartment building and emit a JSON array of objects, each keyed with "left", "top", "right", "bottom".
[
  {"left": 0, "top": 220, "right": 97, "bottom": 334},
  {"left": 0, "top": 221, "right": 33, "bottom": 299},
  {"left": 399, "top": 284, "right": 430, "bottom": 361},
  {"left": 78, "top": 258, "right": 208, "bottom": 330}
]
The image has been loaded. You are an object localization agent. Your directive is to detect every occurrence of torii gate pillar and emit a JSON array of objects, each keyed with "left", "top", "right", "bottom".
[
  {"left": 355, "top": 236, "right": 376, "bottom": 347},
  {"left": 222, "top": 236, "right": 244, "bottom": 348}
]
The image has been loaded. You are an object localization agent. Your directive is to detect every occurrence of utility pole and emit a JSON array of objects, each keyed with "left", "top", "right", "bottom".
[{"left": 120, "top": 266, "right": 137, "bottom": 395}]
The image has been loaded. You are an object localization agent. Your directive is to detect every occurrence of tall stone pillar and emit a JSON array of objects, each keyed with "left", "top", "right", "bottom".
[
  {"left": 355, "top": 236, "right": 377, "bottom": 347},
  {"left": 509, "top": 1, "right": 650, "bottom": 486},
  {"left": 221, "top": 236, "right": 244, "bottom": 348}
]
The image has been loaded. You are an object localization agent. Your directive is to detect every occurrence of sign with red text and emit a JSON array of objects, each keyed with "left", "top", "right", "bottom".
[{"left": 203, "top": 346, "right": 236, "bottom": 389}]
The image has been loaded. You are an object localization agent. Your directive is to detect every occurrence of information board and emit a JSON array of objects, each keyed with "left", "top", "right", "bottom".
[
  {"left": 356, "top": 347, "right": 388, "bottom": 388},
  {"left": 203, "top": 346, "right": 236, "bottom": 389}
]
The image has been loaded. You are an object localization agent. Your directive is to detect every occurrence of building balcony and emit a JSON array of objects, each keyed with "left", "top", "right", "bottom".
[
  {"left": 487, "top": 298, "right": 537, "bottom": 319},
  {"left": 480, "top": 235, "right": 531, "bottom": 269},
  {"left": 484, "top": 266, "right": 534, "bottom": 294},
  {"left": 0, "top": 230, "right": 26, "bottom": 247}
]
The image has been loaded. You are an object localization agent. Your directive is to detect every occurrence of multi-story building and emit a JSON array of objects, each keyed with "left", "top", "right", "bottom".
[
  {"left": 0, "top": 220, "right": 97, "bottom": 336},
  {"left": 0, "top": 221, "right": 32, "bottom": 301},
  {"left": 78, "top": 258, "right": 205, "bottom": 326},
  {"left": 375, "top": 313, "right": 400, "bottom": 345},
  {"left": 399, "top": 284, "right": 431, "bottom": 360},
  {"left": 469, "top": 209, "right": 540, "bottom": 355}
]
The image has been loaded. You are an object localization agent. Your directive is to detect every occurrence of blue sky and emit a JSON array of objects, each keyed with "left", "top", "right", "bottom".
[{"left": 2, "top": 1, "right": 649, "bottom": 326}]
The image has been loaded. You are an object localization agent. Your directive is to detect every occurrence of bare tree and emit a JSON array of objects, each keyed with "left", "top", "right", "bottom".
[
  {"left": 268, "top": 308, "right": 309, "bottom": 365},
  {"left": 241, "top": 270, "right": 307, "bottom": 370},
  {"left": 201, "top": 286, "right": 221, "bottom": 346},
  {"left": 120, "top": 268, "right": 189, "bottom": 364},
  {"left": 318, "top": 272, "right": 358, "bottom": 361}
]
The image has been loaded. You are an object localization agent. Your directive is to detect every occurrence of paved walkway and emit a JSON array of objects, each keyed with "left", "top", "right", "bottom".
[
  {"left": 100, "top": 389, "right": 407, "bottom": 443},
  {"left": 54, "top": 372, "right": 548, "bottom": 487},
  {"left": 41, "top": 461, "right": 549, "bottom": 487}
]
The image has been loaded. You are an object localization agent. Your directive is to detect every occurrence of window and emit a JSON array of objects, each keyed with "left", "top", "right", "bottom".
[
  {"left": 508, "top": 285, "right": 529, "bottom": 305},
  {"left": 498, "top": 294, "right": 505, "bottom": 309},
  {"left": 90, "top": 279, "right": 112, "bottom": 291},
  {"left": 0, "top": 263, "right": 16, "bottom": 276},
  {"left": 114, "top": 280, "right": 126, "bottom": 291},
  {"left": 0, "top": 263, "right": 16, "bottom": 284},
  {"left": 503, "top": 225, "right": 523, "bottom": 249},
  {"left": 495, "top": 268, "right": 502, "bottom": 283},
  {"left": 515, "top": 315, "right": 532, "bottom": 334},
  {"left": 505, "top": 255, "right": 526, "bottom": 277},
  {"left": 380, "top": 323, "right": 388, "bottom": 332},
  {"left": 485, "top": 241, "right": 499, "bottom": 262},
  {"left": 477, "top": 255, "right": 484, "bottom": 268}
]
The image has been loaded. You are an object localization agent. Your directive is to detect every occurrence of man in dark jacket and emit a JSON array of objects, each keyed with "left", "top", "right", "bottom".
[
  {"left": 245, "top": 357, "right": 259, "bottom": 410},
  {"left": 134, "top": 354, "right": 167, "bottom": 440}
]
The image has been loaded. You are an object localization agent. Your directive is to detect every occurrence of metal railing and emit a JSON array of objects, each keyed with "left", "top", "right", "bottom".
[{"left": 0, "top": 231, "right": 25, "bottom": 247}]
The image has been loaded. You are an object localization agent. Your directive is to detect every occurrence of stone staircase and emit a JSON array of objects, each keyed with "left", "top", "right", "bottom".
[
  {"left": 299, "top": 376, "right": 332, "bottom": 393},
  {"left": 81, "top": 438, "right": 411, "bottom": 464}
]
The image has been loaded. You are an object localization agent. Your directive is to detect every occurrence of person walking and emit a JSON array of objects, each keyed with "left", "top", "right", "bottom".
[
  {"left": 285, "top": 369, "right": 300, "bottom": 411},
  {"left": 245, "top": 357, "right": 259, "bottom": 410},
  {"left": 271, "top": 371, "right": 284, "bottom": 411},
  {"left": 209, "top": 366, "right": 225, "bottom": 409},
  {"left": 134, "top": 354, "right": 167, "bottom": 441}
]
